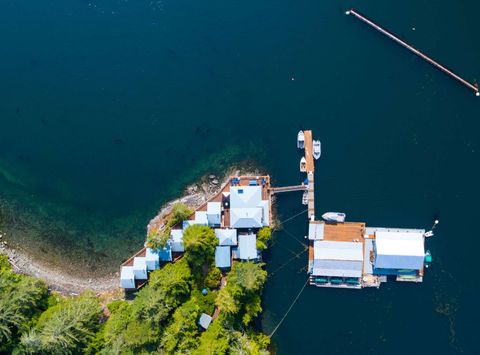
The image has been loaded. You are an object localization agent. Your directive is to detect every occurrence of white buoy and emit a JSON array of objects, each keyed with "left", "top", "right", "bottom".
[
  {"left": 345, "top": 10, "right": 351, "bottom": 15},
  {"left": 476, "top": 91, "right": 479, "bottom": 97}
]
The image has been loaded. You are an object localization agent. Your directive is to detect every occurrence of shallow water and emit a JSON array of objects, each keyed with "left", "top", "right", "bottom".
[{"left": 1, "top": 0, "right": 479, "bottom": 353}]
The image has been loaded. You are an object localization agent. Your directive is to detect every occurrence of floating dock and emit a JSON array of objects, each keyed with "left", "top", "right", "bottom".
[
  {"left": 298, "top": 130, "right": 430, "bottom": 290},
  {"left": 346, "top": 8, "right": 479, "bottom": 96}
]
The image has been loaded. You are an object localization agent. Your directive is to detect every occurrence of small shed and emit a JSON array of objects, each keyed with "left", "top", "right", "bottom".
[
  {"left": 215, "top": 246, "right": 231, "bottom": 268},
  {"left": 170, "top": 229, "right": 184, "bottom": 252},
  {"left": 207, "top": 202, "right": 222, "bottom": 226},
  {"left": 198, "top": 313, "right": 213, "bottom": 330},
  {"left": 145, "top": 248, "right": 160, "bottom": 271},
  {"left": 215, "top": 228, "right": 237, "bottom": 246},
  {"left": 120, "top": 266, "right": 135, "bottom": 289},
  {"left": 237, "top": 234, "right": 258, "bottom": 260},
  {"left": 133, "top": 257, "right": 148, "bottom": 280}
]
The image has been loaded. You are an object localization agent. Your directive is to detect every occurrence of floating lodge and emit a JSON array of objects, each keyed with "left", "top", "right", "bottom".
[{"left": 120, "top": 129, "right": 432, "bottom": 291}]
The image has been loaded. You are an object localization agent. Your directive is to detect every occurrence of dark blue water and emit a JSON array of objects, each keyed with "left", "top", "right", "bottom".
[{"left": 1, "top": 0, "right": 479, "bottom": 353}]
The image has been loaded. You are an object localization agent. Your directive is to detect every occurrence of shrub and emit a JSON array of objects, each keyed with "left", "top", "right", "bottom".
[{"left": 256, "top": 227, "right": 272, "bottom": 251}]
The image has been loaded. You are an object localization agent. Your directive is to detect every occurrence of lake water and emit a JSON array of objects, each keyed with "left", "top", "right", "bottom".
[{"left": 1, "top": 0, "right": 479, "bottom": 353}]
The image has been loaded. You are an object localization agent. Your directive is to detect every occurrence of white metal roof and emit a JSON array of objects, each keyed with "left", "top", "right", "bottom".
[
  {"left": 308, "top": 222, "right": 324, "bottom": 240},
  {"left": 313, "top": 241, "right": 363, "bottom": 261},
  {"left": 195, "top": 211, "right": 208, "bottom": 225},
  {"left": 374, "top": 231, "right": 425, "bottom": 269},
  {"left": 133, "top": 257, "right": 147, "bottom": 270},
  {"left": 170, "top": 229, "right": 185, "bottom": 253},
  {"left": 230, "top": 208, "right": 263, "bottom": 228},
  {"left": 199, "top": 313, "right": 213, "bottom": 329},
  {"left": 215, "top": 228, "right": 237, "bottom": 246},
  {"left": 375, "top": 231, "right": 425, "bottom": 257},
  {"left": 237, "top": 234, "right": 258, "bottom": 260},
  {"left": 258, "top": 200, "right": 270, "bottom": 226},
  {"left": 207, "top": 202, "right": 221, "bottom": 214},
  {"left": 230, "top": 186, "right": 262, "bottom": 208},
  {"left": 120, "top": 266, "right": 134, "bottom": 279},
  {"left": 215, "top": 246, "right": 231, "bottom": 268}
]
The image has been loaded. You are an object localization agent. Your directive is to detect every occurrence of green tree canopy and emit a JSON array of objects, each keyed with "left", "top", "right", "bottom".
[
  {"left": 0, "top": 255, "right": 48, "bottom": 352},
  {"left": 183, "top": 225, "right": 218, "bottom": 269},
  {"left": 168, "top": 203, "right": 193, "bottom": 227},
  {"left": 256, "top": 227, "right": 272, "bottom": 251},
  {"left": 18, "top": 292, "right": 102, "bottom": 354}
]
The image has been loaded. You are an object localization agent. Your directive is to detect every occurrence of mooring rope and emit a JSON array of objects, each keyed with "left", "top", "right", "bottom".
[
  {"left": 276, "top": 209, "right": 308, "bottom": 227},
  {"left": 268, "top": 276, "right": 310, "bottom": 337},
  {"left": 268, "top": 249, "right": 307, "bottom": 278}
]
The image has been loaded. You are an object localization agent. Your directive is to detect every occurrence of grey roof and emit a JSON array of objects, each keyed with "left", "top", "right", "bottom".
[
  {"left": 312, "top": 259, "right": 362, "bottom": 277},
  {"left": 215, "top": 228, "right": 237, "bottom": 246},
  {"left": 120, "top": 266, "right": 135, "bottom": 289},
  {"left": 363, "top": 238, "right": 374, "bottom": 275},
  {"left": 198, "top": 313, "right": 213, "bottom": 329},
  {"left": 215, "top": 246, "right": 231, "bottom": 268},
  {"left": 230, "top": 186, "right": 262, "bottom": 208},
  {"left": 314, "top": 241, "right": 363, "bottom": 261},
  {"left": 237, "top": 234, "right": 258, "bottom": 260},
  {"left": 230, "top": 208, "right": 263, "bottom": 228},
  {"left": 312, "top": 241, "right": 363, "bottom": 278},
  {"left": 170, "top": 229, "right": 184, "bottom": 252}
]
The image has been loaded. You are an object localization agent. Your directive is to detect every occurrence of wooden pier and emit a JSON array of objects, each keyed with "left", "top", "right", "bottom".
[
  {"left": 270, "top": 185, "right": 307, "bottom": 194},
  {"left": 347, "top": 9, "right": 479, "bottom": 96},
  {"left": 303, "top": 130, "right": 315, "bottom": 219}
]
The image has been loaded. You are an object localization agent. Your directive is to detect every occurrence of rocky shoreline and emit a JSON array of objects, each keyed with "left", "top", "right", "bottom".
[{"left": 0, "top": 169, "right": 253, "bottom": 295}]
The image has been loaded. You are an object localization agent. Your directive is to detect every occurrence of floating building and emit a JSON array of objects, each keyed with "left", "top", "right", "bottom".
[{"left": 298, "top": 129, "right": 430, "bottom": 289}]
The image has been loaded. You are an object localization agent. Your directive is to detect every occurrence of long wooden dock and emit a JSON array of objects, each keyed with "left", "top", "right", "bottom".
[
  {"left": 347, "top": 9, "right": 479, "bottom": 96},
  {"left": 303, "top": 130, "right": 315, "bottom": 218}
]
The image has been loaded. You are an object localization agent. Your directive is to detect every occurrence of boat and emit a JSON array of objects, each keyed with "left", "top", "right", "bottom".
[
  {"left": 297, "top": 130, "right": 305, "bottom": 149},
  {"left": 313, "top": 140, "right": 321, "bottom": 159},
  {"left": 302, "top": 191, "right": 308, "bottom": 205},
  {"left": 424, "top": 230, "right": 434, "bottom": 238},
  {"left": 425, "top": 250, "right": 432, "bottom": 268},
  {"left": 300, "top": 157, "right": 306, "bottom": 172},
  {"left": 322, "top": 212, "right": 346, "bottom": 223}
]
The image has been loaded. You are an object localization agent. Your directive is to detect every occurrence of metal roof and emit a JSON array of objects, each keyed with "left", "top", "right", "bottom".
[
  {"left": 230, "top": 208, "right": 263, "bottom": 228},
  {"left": 258, "top": 200, "right": 270, "bottom": 226},
  {"left": 199, "top": 313, "right": 213, "bottom": 329},
  {"left": 215, "top": 228, "right": 237, "bottom": 246},
  {"left": 237, "top": 234, "right": 258, "bottom": 260},
  {"left": 312, "top": 259, "right": 362, "bottom": 277},
  {"left": 230, "top": 186, "right": 262, "bottom": 208},
  {"left": 215, "top": 246, "right": 231, "bottom": 268},
  {"left": 194, "top": 211, "right": 208, "bottom": 225},
  {"left": 170, "top": 229, "right": 184, "bottom": 252},
  {"left": 313, "top": 241, "right": 363, "bottom": 261},
  {"left": 308, "top": 221, "right": 324, "bottom": 240},
  {"left": 207, "top": 202, "right": 221, "bottom": 214},
  {"left": 120, "top": 266, "right": 135, "bottom": 289},
  {"left": 374, "top": 231, "right": 425, "bottom": 270},
  {"left": 375, "top": 231, "right": 425, "bottom": 256}
]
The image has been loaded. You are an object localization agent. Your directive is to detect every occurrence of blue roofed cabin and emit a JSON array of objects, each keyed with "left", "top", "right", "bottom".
[{"left": 373, "top": 230, "right": 425, "bottom": 276}]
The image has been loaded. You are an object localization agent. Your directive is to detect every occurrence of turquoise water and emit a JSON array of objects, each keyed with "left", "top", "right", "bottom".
[{"left": 1, "top": 0, "right": 479, "bottom": 353}]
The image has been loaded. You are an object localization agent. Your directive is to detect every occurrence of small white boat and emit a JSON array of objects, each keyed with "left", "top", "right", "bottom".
[
  {"left": 302, "top": 191, "right": 308, "bottom": 205},
  {"left": 424, "top": 230, "right": 434, "bottom": 238},
  {"left": 313, "top": 140, "right": 321, "bottom": 160},
  {"left": 322, "top": 212, "right": 346, "bottom": 223},
  {"left": 297, "top": 130, "right": 305, "bottom": 149},
  {"left": 300, "top": 157, "right": 306, "bottom": 172}
]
